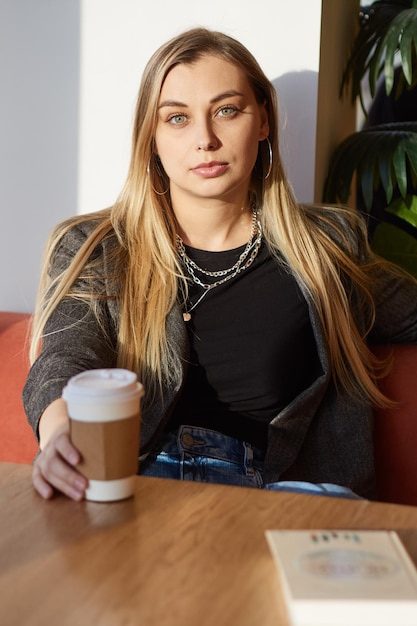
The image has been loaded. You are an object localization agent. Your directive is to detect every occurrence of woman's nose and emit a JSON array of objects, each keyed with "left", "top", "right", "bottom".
[{"left": 195, "top": 119, "right": 220, "bottom": 151}]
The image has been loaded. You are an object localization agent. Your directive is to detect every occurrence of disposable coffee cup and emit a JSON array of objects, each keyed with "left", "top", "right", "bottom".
[{"left": 63, "top": 369, "right": 144, "bottom": 502}]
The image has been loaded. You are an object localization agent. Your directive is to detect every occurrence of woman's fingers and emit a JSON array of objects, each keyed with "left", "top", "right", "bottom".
[
  {"left": 32, "top": 428, "right": 88, "bottom": 501},
  {"left": 32, "top": 463, "right": 55, "bottom": 499},
  {"left": 54, "top": 429, "right": 81, "bottom": 466}
]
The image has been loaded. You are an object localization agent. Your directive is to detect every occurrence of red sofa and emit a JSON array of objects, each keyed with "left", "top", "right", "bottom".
[
  {"left": 1, "top": 311, "right": 416, "bottom": 505},
  {"left": 1, "top": 312, "right": 38, "bottom": 464}
]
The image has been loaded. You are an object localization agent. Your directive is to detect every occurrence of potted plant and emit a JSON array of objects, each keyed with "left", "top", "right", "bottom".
[{"left": 323, "top": 0, "right": 417, "bottom": 276}]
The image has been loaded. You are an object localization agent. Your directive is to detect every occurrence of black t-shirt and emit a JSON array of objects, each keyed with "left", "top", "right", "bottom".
[{"left": 168, "top": 241, "right": 322, "bottom": 450}]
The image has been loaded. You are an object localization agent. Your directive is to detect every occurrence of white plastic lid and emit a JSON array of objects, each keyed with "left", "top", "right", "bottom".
[{"left": 63, "top": 369, "right": 144, "bottom": 404}]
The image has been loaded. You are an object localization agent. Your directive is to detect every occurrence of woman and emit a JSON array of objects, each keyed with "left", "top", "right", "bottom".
[{"left": 24, "top": 28, "right": 417, "bottom": 501}]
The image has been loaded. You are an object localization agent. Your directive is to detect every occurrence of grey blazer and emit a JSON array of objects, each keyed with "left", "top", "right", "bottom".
[{"left": 23, "top": 215, "right": 417, "bottom": 498}]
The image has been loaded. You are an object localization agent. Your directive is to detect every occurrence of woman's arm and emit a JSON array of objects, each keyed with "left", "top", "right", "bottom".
[
  {"left": 39, "top": 397, "right": 69, "bottom": 448},
  {"left": 24, "top": 218, "right": 119, "bottom": 499},
  {"left": 24, "top": 218, "right": 119, "bottom": 441},
  {"left": 370, "top": 267, "right": 417, "bottom": 344},
  {"left": 23, "top": 296, "right": 118, "bottom": 439},
  {"left": 26, "top": 299, "right": 117, "bottom": 500}
]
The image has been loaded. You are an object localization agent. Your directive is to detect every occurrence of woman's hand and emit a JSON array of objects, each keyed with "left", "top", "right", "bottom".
[{"left": 32, "top": 399, "right": 88, "bottom": 501}]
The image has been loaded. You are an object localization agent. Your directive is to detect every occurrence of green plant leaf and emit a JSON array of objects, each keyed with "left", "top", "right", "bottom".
[
  {"left": 370, "top": 30, "right": 393, "bottom": 96},
  {"left": 323, "top": 123, "right": 417, "bottom": 212},
  {"left": 370, "top": 10, "right": 417, "bottom": 95},
  {"left": 378, "top": 149, "right": 394, "bottom": 203},
  {"left": 392, "top": 140, "right": 408, "bottom": 197},
  {"left": 371, "top": 220, "right": 417, "bottom": 276},
  {"left": 398, "top": 20, "right": 415, "bottom": 83},
  {"left": 406, "top": 140, "right": 417, "bottom": 176},
  {"left": 340, "top": 2, "right": 417, "bottom": 110},
  {"left": 386, "top": 193, "right": 417, "bottom": 228},
  {"left": 340, "top": 3, "right": 400, "bottom": 106},
  {"left": 323, "top": 132, "right": 364, "bottom": 204}
]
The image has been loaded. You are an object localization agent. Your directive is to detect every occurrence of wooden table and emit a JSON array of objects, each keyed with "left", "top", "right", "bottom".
[{"left": 2, "top": 462, "right": 417, "bottom": 625}]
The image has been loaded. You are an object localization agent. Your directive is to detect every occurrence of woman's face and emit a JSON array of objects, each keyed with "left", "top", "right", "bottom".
[{"left": 154, "top": 54, "right": 269, "bottom": 210}]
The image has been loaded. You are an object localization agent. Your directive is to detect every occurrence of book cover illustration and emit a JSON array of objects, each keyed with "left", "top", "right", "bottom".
[{"left": 265, "top": 530, "right": 417, "bottom": 626}]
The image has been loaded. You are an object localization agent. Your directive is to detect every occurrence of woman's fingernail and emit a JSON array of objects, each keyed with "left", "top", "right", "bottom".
[
  {"left": 71, "top": 488, "right": 84, "bottom": 501},
  {"left": 41, "top": 485, "right": 53, "bottom": 499}
]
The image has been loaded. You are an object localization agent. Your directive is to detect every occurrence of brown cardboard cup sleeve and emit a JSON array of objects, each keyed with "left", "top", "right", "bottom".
[
  {"left": 63, "top": 369, "right": 144, "bottom": 502},
  {"left": 70, "top": 414, "right": 140, "bottom": 481}
]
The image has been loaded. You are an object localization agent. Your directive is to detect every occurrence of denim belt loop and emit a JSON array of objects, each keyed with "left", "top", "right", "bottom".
[{"left": 243, "top": 442, "right": 255, "bottom": 477}]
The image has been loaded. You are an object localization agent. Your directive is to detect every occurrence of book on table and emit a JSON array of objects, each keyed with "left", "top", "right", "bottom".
[{"left": 265, "top": 529, "right": 417, "bottom": 626}]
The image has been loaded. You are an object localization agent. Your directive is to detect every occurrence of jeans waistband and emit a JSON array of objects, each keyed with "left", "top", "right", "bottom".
[{"left": 174, "top": 425, "right": 265, "bottom": 466}]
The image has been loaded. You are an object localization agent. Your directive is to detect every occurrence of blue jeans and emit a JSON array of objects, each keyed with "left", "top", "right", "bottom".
[{"left": 139, "top": 426, "right": 361, "bottom": 499}]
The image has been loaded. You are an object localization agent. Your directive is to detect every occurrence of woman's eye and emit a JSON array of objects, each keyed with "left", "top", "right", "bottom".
[
  {"left": 218, "top": 106, "right": 238, "bottom": 117},
  {"left": 168, "top": 114, "right": 187, "bottom": 125}
]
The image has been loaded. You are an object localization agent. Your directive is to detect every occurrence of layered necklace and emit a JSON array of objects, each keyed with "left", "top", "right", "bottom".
[{"left": 177, "top": 209, "right": 263, "bottom": 321}]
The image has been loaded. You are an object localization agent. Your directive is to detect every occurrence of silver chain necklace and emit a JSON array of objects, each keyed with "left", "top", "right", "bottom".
[{"left": 177, "top": 211, "right": 263, "bottom": 321}]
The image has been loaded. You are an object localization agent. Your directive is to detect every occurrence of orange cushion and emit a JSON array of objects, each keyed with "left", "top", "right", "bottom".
[
  {"left": 373, "top": 344, "right": 417, "bottom": 505},
  {"left": 0, "top": 312, "right": 38, "bottom": 463}
]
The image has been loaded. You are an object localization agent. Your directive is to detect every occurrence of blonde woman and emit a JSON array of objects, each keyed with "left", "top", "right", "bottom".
[{"left": 24, "top": 28, "right": 417, "bottom": 501}]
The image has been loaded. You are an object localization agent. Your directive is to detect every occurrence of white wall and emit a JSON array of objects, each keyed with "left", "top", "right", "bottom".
[
  {"left": 1, "top": 0, "right": 321, "bottom": 312},
  {"left": 1, "top": 0, "right": 81, "bottom": 313}
]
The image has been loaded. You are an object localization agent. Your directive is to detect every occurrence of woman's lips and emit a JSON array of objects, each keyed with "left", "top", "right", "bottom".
[{"left": 191, "top": 161, "right": 229, "bottom": 178}]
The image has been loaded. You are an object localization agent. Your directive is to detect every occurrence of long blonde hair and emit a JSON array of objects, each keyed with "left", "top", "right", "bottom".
[{"left": 31, "top": 27, "right": 401, "bottom": 406}]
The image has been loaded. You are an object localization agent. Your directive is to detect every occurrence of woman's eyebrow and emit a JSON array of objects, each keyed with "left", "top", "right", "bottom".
[
  {"left": 158, "top": 100, "right": 187, "bottom": 109},
  {"left": 210, "top": 90, "right": 245, "bottom": 103},
  {"left": 158, "top": 90, "right": 245, "bottom": 110}
]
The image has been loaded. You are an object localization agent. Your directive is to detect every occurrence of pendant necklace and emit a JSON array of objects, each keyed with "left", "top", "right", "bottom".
[{"left": 177, "top": 209, "right": 263, "bottom": 322}]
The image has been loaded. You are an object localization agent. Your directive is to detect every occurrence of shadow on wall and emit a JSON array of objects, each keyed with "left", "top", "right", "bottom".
[
  {"left": 272, "top": 71, "right": 318, "bottom": 204},
  {"left": 0, "top": 0, "right": 81, "bottom": 313}
]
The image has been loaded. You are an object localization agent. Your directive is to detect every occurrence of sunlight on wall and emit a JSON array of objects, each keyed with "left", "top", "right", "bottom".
[
  {"left": 78, "top": 0, "right": 322, "bottom": 213},
  {"left": 1, "top": 0, "right": 321, "bottom": 311}
]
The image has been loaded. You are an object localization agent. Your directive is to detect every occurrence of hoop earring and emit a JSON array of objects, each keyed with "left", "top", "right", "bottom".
[
  {"left": 147, "top": 158, "right": 169, "bottom": 196},
  {"left": 264, "top": 137, "right": 273, "bottom": 180}
]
